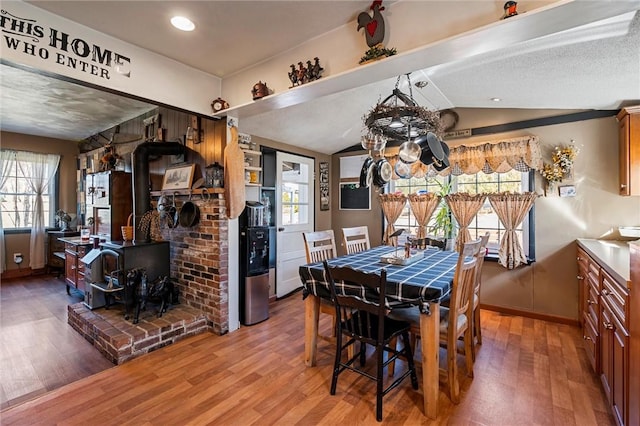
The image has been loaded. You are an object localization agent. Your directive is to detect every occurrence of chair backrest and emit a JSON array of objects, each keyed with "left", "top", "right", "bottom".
[
  {"left": 474, "top": 232, "right": 490, "bottom": 295},
  {"left": 409, "top": 236, "right": 446, "bottom": 251},
  {"left": 303, "top": 230, "right": 337, "bottom": 263},
  {"left": 448, "top": 239, "right": 481, "bottom": 334},
  {"left": 342, "top": 226, "right": 371, "bottom": 255},
  {"left": 322, "top": 261, "right": 388, "bottom": 344}
]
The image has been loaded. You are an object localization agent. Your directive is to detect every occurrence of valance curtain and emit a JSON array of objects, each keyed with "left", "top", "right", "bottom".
[
  {"left": 444, "top": 193, "right": 487, "bottom": 253},
  {"left": 407, "top": 193, "right": 440, "bottom": 239},
  {"left": 16, "top": 151, "right": 60, "bottom": 269},
  {"left": 378, "top": 193, "right": 407, "bottom": 246},
  {"left": 0, "top": 150, "right": 16, "bottom": 273},
  {"left": 437, "top": 136, "right": 542, "bottom": 176},
  {"left": 488, "top": 192, "right": 538, "bottom": 269}
]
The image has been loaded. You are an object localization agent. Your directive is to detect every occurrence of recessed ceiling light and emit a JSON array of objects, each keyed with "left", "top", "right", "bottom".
[
  {"left": 171, "top": 16, "right": 195, "bottom": 31},
  {"left": 490, "top": 97, "right": 502, "bottom": 102}
]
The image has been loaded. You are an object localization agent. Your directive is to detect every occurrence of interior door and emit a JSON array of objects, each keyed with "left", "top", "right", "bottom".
[{"left": 276, "top": 152, "right": 314, "bottom": 298}]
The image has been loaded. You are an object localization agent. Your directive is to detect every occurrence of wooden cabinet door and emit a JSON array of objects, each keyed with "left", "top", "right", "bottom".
[
  {"left": 601, "top": 302, "right": 614, "bottom": 403},
  {"left": 612, "top": 309, "right": 629, "bottom": 426},
  {"left": 65, "top": 250, "right": 77, "bottom": 288},
  {"left": 617, "top": 106, "right": 640, "bottom": 196},
  {"left": 619, "top": 113, "right": 630, "bottom": 196}
]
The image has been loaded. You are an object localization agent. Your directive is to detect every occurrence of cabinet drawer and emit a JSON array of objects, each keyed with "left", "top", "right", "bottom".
[
  {"left": 577, "top": 247, "right": 591, "bottom": 270},
  {"left": 587, "top": 284, "right": 600, "bottom": 327},
  {"left": 601, "top": 269, "right": 628, "bottom": 325},
  {"left": 583, "top": 312, "right": 599, "bottom": 372}
]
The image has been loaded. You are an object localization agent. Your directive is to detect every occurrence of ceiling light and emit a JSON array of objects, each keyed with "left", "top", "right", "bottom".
[
  {"left": 491, "top": 97, "right": 502, "bottom": 102},
  {"left": 171, "top": 16, "right": 195, "bottom": 31}
]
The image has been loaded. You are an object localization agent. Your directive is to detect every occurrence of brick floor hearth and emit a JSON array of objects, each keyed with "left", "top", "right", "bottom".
[{"left": 68, "top": 301, "right": 208, "bottom": 364}]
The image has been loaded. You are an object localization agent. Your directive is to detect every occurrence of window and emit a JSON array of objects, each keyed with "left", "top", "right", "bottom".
[
  {"left": 280, "top": 161, "right": 310, "bottom": 226},
  {"left": 0, "top": 150, "right": 58, "bottom": 230},
  {"left": 388, "top": 170, "right": 535, "bottom": 259}
]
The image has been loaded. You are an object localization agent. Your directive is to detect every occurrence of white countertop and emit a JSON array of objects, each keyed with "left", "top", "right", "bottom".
[{"left": 577, "top": 239, "right": 631, "bottom": 288}]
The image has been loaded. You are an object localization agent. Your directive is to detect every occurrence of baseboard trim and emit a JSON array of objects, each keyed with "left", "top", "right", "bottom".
[
  {"left": 1, "top": 268, "right": 34, "bottom": 280},
  {"left": 480, "top": 303, "right": 580, "bottom": 327}
]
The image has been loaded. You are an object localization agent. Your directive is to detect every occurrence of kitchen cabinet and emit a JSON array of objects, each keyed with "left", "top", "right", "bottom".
[
  {"left": 47, "top": 230, "right": 79, "bottom": 275},
  {"left": 86, "top": 171, "right": 133, "bottom": 241},
  {"left": 61, "top": 238, "right": 92, "bottom": 295},
  {"left": 577, "top": 239, "right": 637, "bottom": 426},
  {"left": 577, "top": 246, "right": 600, "bottom": 371},
  {"left": 617, "top": 106, "right": 640, "bottom": 196}
]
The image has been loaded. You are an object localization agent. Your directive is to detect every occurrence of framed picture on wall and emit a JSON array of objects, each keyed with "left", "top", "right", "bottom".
[
  {"left": 319, "top": 161, "right": 330, "bottom": 211},
  {"left": 162, "top": 164, "right": 195, "bottom": 190}
]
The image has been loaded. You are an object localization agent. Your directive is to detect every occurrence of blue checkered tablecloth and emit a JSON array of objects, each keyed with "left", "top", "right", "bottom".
[{"left": 299, "top": 245, "right": 459, "bottom": 311}]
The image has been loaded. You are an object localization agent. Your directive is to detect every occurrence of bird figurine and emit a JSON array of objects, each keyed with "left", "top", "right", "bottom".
[
  {"left": 288, "top": 64, "right": 299, "bottom": 87},
  {"left": 297, "top": 62, "right": 307, "bottom": 85},
  {"left": 502, "top": 1, "right": 518, "bottom": 19},
  {"left": 311, "top": 57, "right": 324, "bottom": 80},
  {"left": 357, "top": 0, "right": 386, "bottom": 48}
]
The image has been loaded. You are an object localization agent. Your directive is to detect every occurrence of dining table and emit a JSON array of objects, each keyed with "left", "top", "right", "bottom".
[{"left": 298, "top": 244, "right": 460, "bottom": 419}]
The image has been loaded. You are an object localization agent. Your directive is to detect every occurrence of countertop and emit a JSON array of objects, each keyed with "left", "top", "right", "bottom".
[
  {"left": 58, "top": 237, "right": 94, "bottom": 246},
  {"left": 577, "top": 239, "right": 632, "bottom": 288}
]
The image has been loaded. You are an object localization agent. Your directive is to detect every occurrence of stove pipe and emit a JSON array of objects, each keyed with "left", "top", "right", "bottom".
[{"left": 132, "top": 141, "right": 184, "bottom": 242}]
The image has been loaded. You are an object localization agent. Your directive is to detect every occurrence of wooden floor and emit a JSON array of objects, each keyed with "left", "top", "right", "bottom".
[{"left": 1, "top": 275, "right": 614, "bottom": 425}]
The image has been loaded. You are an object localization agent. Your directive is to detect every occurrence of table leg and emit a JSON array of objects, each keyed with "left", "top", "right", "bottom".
[
  {"left": 304, "top": 294, "right": 320, "bottom": 367},
  {"left": 420, "top": 301, "right": 440, "bottom": 419}
]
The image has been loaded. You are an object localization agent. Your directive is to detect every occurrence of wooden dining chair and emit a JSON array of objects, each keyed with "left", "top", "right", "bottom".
[
  {"left": 322, "top": 261, "right": 418, "bottom": 422},
  {"left": 471, "top": 232, "right": 490, "bottom": 353},
  {"left": 302, "top": 230, "right": 340, "bottom": 342},
  {"left": 341, "top": 226, "right": 371, "bottom": 255},
  {"left": 388, "top": 238, "right": 481, "bottom": 404}
]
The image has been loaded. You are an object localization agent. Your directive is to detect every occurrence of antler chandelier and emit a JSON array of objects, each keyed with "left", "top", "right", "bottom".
[{"left": 363, "top": 73, "right": 444, "bottom": 145}]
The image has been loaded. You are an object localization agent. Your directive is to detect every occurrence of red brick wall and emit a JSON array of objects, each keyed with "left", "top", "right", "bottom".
[{"left": 159, "top": 193, "right": 229, "bottom": 334}]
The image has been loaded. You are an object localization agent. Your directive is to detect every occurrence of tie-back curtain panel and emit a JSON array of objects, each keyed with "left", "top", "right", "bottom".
[
  {"left": 0, "top": 150, "right": 17, "bottom": 273},
  {"left": 488, "top": 192, "right": 538, "bottom": 269},
  {"left": 15, "top": 151, "right": 60, "bottom": 269},
  {"left": 407, "top": 193, "right": 440, "bottom": 239},
  {"left": 436, "top": 136, "right": 542, "bottom": 176},
  {"left": 444, "top": 193, "right": 487, "bottom": 253},
  {"left": 378, "top": 193, "right": 407, "bottom": 246}
]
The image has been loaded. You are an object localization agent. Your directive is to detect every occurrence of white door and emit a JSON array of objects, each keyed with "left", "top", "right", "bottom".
[{"left": 276, "top": 152, "right": 314, "bottom": 298}]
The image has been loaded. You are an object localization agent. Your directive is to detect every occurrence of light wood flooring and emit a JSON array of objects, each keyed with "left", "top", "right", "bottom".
[{"left": 1, "top": 275, "right": 614, "bottom": 425}]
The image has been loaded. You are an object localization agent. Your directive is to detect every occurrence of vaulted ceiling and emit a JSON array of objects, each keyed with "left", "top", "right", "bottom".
[{"left": 1, "top": 1, "right": 639, "bottom": 154}]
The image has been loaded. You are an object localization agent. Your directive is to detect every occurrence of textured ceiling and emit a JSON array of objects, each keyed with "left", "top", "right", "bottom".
[{"left": 1, "top": 1, "right": 639, "bottom": 154}]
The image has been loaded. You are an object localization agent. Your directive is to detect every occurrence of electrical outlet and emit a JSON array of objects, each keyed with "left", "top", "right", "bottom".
[{"left": 13, "top": 253, "right": 23, "bottom": 264}]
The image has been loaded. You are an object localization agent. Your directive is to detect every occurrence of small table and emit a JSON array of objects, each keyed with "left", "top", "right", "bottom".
[{"left": 299, "top": 245, "right": 459, "bottom": 419}]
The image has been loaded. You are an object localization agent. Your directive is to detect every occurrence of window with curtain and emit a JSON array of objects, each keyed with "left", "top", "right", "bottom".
[
  {"left": 388, "top": 170, "right": 534, "bottom": 259},
  {"left": 0, "top": 150, "right": 57, "bottom": 230}
]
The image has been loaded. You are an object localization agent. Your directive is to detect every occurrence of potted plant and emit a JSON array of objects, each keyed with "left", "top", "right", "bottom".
[{"left": 427, "top": 179, "right": 455, "bottom": 250}]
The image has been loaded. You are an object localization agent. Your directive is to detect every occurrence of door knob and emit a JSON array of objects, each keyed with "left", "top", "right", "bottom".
[{"left": 278, "top": 227, "right": 285, "bottom": 232}]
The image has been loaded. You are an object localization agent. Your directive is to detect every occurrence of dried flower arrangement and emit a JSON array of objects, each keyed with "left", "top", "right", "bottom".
[{"left": 540, "top": 142, "right": 580, "bottom": 192}]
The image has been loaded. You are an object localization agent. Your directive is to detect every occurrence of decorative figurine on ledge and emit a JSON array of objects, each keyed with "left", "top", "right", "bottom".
[
  {"left": 251, "top": 81, "right": 270, "bottom": 100},
  {"left": 357, "top": 0, "right": 396, "bottom": 64},
  {"left": 502, "top": 1, "right": 518, "bottom": 19},
  {"left": 288, "top": 57, "right": 324, "bottom": 88},
  {"left": 211, "top": 97, "right": 229, "bottom": 113}
]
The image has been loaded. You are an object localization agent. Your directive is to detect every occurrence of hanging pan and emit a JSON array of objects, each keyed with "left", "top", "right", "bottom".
[{"left": 179, "top": 190, "right": 200, "bottom": 228}]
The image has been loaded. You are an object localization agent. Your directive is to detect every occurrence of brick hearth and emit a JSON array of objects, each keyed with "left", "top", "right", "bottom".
[{"left": 68, "top": 302, "right": 208, "bottom": 364}]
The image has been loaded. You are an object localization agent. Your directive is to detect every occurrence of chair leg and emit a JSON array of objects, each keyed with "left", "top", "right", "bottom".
[
  {"left": 474, "top": 307, "right": 482, "bottom": 345},
  {"left": 464, "top": 328, "right": 474, "bottom": 379},
  {"left": 376, "top": 344, "right": 384, "bottom": 422},
  {"left": 359, "top": 342, "right": 367, "bottom": 367},
  {"left": 330, "top": 332, "right": 342, "bottom": 395},
  {"left": 448, "top": 337, "right": 460, "bottom": 404},
  {"left": 402, "top": 331, "right": 419, "bottom": 389},
  {"left": 387, "top": 337, "right": 397, "bottom": 377}
]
